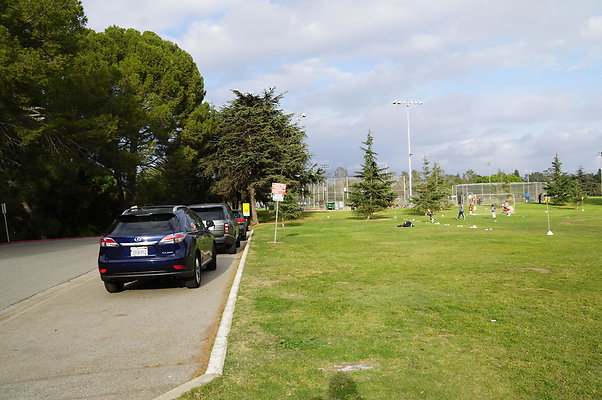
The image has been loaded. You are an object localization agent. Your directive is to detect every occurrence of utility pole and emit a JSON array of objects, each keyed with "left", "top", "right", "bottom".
[{"left": 596, "top": 151, "right": 602, "bottom": 196}]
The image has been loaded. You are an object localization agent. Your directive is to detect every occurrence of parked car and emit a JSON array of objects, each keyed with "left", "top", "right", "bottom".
[
  {"left": 188, "top": 203, "right": 240, "bottom": 254},
  {"left": 98, "top": 205, "right": 216, "bottom": 293},
  {"left": 232, "top": 209, "right": 249, "bottom": 241}
]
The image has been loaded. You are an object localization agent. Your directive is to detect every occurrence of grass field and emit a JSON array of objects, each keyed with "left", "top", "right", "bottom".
[{"left": 181, "top": 199, "right": 601, "bottom": 400}]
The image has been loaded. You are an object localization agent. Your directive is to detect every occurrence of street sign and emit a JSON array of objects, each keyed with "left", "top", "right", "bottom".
[
  {"left": 271, "top": 182, "right": 286, "bottom": 195},
  {"left": 270, "top": 184, "right": 286, "bottom": 243},
  {"left": 242, "top": 203, "right": 251, "bottom": 217}
]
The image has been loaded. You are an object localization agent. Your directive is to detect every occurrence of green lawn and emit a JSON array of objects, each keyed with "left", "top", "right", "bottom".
[{"left": 182, "top": 200, "right": 601, "bottom": 400}]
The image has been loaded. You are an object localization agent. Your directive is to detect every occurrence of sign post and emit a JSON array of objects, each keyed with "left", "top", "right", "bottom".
[
  {"left": 271, "top": 183, "right": 286, "bottom": 242},
  {"left": 1, "top": 203, "right": 9, "bottom": 243}
]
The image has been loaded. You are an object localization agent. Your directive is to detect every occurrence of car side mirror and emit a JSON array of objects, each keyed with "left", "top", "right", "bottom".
[{"left": 205, "top": 220, "right": 215, "bottom": 229}]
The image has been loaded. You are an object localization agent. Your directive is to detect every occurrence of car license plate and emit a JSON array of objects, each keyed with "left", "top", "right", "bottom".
[{"left": 130, "top": 246, "right": 148, "bottom": 257}]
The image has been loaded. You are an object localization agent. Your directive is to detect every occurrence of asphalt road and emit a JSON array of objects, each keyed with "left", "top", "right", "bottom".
[{"left": 0, "top": 238, "right": 243, "bottom": 400}]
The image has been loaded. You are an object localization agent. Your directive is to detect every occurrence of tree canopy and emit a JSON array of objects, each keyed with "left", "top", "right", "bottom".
[
  {"left": 0, "top": 1, "right": 215, "bottom": 240},
  {"left": 207, "top": 89, "right": 310, "bottom": 224}
]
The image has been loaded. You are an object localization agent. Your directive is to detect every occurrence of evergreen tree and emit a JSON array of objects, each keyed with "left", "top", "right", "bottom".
[
  {"left": 349, "top": 132, "right": 395, "bottom": 219},
  {"left": 277, "top": 192, "right": 302, "bottom": 222},
  {"left": 208, "top": 89, "right": 310, "bottom": 224},
  {"left": 413, "top": 158, "right": 450, "bottom": 214},
  {"left": 574, "top": 166, "right": 598, "bottom": 196},
  {"left": 0, "top": 0, "right": 94, "bottom": 240},
  {"left": 461, "top": 169, "right": 480, "bottom": 183},
  {"left": 476, "top": 171, "right": 522, "bottom": 184},
  {"left": 0, "top": 1, "right": 214, "bottom": 239},
  {"left": 545, "top": 154, "right": 571, "bottom": 204},
  {"left": 568, "top": 179, "right": 586, "bottom": 208}
]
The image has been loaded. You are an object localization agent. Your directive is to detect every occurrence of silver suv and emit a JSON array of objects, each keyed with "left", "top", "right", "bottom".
[{"left": 188, "top": 204, "right": 240, "bottom": 254}]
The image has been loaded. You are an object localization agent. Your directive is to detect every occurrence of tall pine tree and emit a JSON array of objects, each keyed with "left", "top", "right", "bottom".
[
  {"left": 545, "top": 154, "right": 571, "bottom": 204},
  {"left": 349, "top": 131, "right": 396, "bottom": 219},
  {"left": 413, "top": 157, "right": 450, "bottom": 214}
]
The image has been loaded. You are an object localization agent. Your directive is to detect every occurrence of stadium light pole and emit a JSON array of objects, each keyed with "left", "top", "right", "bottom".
[
  {"left": 393, "top": 100, "right": 422, "bottom": 199},
  {"left": 595, "top": 151, "right": 602, "bottom": 196}
]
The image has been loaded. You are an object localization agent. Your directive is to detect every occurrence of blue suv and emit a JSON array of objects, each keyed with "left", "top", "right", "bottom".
[{"left": 98, "top": 205, "right": 216, "bottom": 293}]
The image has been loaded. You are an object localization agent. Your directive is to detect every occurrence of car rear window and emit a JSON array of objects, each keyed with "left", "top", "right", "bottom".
[
  {"left": 192, "top": 207, "right": 225, "bottom": 220},
  {"left": 109, "top": 214, "right": 176, "bottom": 235}
]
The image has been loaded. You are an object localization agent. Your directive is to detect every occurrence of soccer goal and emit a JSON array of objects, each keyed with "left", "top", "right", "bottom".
[{"left": 459, "top": 192, "right": 516, "bottom": 215}]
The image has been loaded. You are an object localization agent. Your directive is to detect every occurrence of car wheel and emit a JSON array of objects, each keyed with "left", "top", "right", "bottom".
[
  {"left": 227, "top": 239, "right": 237, "bottom": 254},
  {"left": 206, "top": 245, "right": 217, "bottom": 271},
  {"left": 104, "top": 281, "right": 124, "bottom": 293},
  {"left": 186, "top": 255, "right": 201, "bottom": 288},
  {"left": 236, "top": 236, "right": 241, "bottom": 248}
]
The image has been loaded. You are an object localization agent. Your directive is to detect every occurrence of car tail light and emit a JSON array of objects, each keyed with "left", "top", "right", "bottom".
[
  {"left": 159, "top": 232, "right": 186, "bottom": 245},
  {"left": 99, "top": 268, "right": 107, "bottom": 273},
  {"left": 172, "top": 264, "right": 186, "bottom": 270},
  {"left": 237, "top": 218, "right": 245, "bottom": 223},
  {"left": 100, "top": 237, "right": 119, "bottom": 247},
  {"left": 224, "top": 223, "right": 230, "bottom": 234}
]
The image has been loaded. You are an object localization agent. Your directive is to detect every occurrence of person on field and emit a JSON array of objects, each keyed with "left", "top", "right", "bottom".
[
  {"left": 426, "top": 209, "right": 434, "bottom": 223},
  {"left": 503, "top": 201, "right": 511, "bottom": 216},
  {"left": 456, "top": 203, "right": 466, "bottom": 220},
  {"left": 491, "top": 204, "right": 497, "bottom": 221}
]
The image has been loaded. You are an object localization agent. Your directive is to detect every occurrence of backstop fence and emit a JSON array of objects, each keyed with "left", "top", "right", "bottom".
[
  {"left": 302, "top": 179, "right": 547, "bottom": 210},
  {"left": 451, "top": 182, "right": 547, "bottom": 205},
  {"left": 303, "top": 176, "right": 410, "bottom": 210}
]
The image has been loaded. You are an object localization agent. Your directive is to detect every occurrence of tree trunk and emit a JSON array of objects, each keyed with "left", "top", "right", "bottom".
[{"left": 250, "top": 186, "right": 259, "bottom": 225}]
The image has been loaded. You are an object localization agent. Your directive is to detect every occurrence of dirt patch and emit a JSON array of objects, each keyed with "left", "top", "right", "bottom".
[
  {"left": 334, "top": 363, "right": 374, "bottom": 372},
  {"left": 522, "top": 267, "right": 551, "bottom": 274},
  {"left": 521, "top": 287, "right": 555, "bottom": 292}
]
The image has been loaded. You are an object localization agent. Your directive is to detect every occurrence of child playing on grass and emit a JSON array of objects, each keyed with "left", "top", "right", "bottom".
[
  {"left": 426, "top": 209, "right": 434, "bottom": 223},
  {"left": 456, "top": 204, "right": 466, "bottom": 220},
  {"left": 491, "top": 204, "right": 497, "bottom": 221}
]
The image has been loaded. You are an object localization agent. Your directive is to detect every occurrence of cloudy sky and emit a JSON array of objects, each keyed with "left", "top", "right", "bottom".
[{"left": 80, "top": 0, "right": 602, "bottom": 177}]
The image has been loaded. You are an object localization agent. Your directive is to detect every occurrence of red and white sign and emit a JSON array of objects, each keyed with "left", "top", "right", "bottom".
[{"left": 271, "top": 182, "right": 286, "bottom": 195}]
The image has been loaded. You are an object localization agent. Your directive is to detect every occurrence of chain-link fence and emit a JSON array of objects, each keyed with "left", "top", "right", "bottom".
[
  {"left": 302, "top": 179, "right": 547, "bottom": 210},
  {"left": 303, "top": 175, "right": 410, "bottom": 210},
  {"left": 452, "top": 182, "right": 547, "bottom": 205}
]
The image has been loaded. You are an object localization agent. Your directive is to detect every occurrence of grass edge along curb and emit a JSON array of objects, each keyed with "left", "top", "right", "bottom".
[{"left": 153, "top": 230, "right": 255, "bottom": 400}]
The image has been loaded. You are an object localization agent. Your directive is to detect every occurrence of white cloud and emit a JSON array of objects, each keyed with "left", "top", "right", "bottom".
[
  {"left": 583, "top": 15, "right": 602, "bottom": 37},
  {"left": 80, "top": 0, "right": 602, "bottom": 175}
]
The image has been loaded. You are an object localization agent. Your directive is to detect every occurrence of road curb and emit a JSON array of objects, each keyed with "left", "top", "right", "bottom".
[
  {"left": 0, "top": 236, "right": 102, "bottom": 246},
  {"left": 154, "top": 229, "right": 254, "bottom": 400}
]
